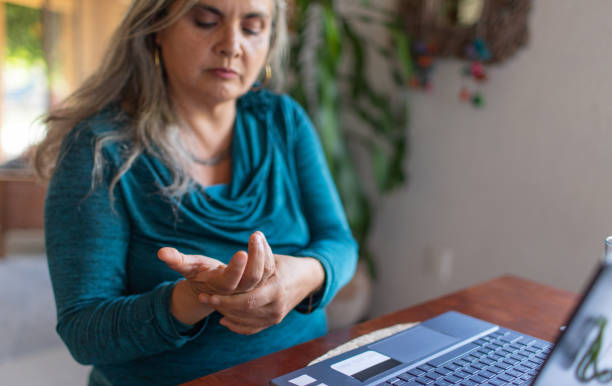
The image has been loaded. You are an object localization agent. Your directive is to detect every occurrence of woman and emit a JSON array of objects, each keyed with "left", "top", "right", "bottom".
[{"left": 34, "top": 0, "right": 357, "bottom": 385}]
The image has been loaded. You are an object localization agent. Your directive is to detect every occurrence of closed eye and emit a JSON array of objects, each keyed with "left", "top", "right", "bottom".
[
  {"left": 193, "top": 6, "right": 220, "bottom": 29},
  {"left": 242, "top": 18, "right": 264, "bottom": 35},
  {"left": 195, "top": 20, "right": 217, "bottom": 29},
  {"left": 242, "top": 27, "right": 260, "bottom": 35}
]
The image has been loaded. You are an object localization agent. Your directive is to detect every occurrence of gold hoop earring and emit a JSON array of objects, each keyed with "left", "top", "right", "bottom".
[
  {"left": 154, "top": 48, "right": 161, "bottom": 68},
  {"left": 262, "top": 63, "right": 272, "bottom": 86},
  {"left": 252, "top": 64, "right": 272, "bottom": 91}
]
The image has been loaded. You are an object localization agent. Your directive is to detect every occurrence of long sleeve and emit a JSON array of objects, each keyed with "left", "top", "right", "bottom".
[
  {"left": 290, "top": 101, "right": 359, "bottom": 310},
  {"left": 40, "top": 95, "right": 358, "bottom": 384},
  {"left": 45, "top": 126, "right": 207, "bottom": 366}
]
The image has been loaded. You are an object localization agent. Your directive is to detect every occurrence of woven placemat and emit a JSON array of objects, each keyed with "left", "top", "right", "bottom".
[{"left": 308, "top": 322, "right": 420, "bottom": 366}]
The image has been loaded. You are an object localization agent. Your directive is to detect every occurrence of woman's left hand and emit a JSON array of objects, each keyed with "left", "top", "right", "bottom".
[
  {"left": 157, "top": 231, "right": 276, "bottom": 296},
  {"left": 200, "top": 254, "right": 325, "bottom": 335}
]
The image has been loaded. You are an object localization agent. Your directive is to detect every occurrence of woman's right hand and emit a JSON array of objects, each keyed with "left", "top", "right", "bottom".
[{"left": 157, "top": 231, "right": 276, "bottom": 296}]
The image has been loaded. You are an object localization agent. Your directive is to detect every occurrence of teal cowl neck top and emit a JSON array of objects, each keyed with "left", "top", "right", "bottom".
[{"left": 45, "top": 90, "right": 358, "bottom": 386}]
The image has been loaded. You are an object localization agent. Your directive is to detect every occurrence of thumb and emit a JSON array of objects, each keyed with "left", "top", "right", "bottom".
[{"left": 157, "top": 247, "right": 219, "bottom": 278}]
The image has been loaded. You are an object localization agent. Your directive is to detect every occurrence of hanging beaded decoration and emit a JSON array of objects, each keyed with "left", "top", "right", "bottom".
[
  {"left": 400, "top": 0, "right": 532, "bottom": 108},
  {"left": 459, "top": 37, "right": 491, "bottom": 108},
  {"left": 400, "top": 0, "right": 531, "bottom": 63}
]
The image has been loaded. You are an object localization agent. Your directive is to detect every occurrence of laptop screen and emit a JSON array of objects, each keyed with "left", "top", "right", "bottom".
[{"left": 534, "top": 262, "right": 612, "bottom": 384}]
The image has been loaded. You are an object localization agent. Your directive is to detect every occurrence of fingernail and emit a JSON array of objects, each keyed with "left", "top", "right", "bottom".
[
  {"left": 199, "top": 294, "right": 209, "bottom": 303},
  {"left": 209, "top": 296, "right": 220, "bottom": 305}
]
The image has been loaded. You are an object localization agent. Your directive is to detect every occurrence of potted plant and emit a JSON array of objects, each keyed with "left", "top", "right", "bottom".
[{"left": 288, "top": 0, "right": 412, "bottom": 327}]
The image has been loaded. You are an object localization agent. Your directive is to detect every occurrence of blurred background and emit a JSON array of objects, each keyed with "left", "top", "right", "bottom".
[
  {"left": 0, "top": 0, "right": 128, "bottom": 160},
  {"left": 2, "top": 0, "right": 612, "bottom": 384}
]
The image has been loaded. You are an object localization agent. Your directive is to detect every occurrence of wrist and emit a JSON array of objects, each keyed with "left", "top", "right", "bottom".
[
  {"left": 170, "top": 279, "right": 215, "bottom": 325},
  {"left": 289, "top": 256, "right": 325, "bottom": 313},
  {"left": 302, "top": 257, "right": 325, "bottom": 295},
  {"left": 294, "top": 257, "right": 325, "bottom": 308}
]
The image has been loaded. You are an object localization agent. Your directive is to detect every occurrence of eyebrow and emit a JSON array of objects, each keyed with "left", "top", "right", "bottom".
[{"left": 194, "top": 4, "right": 269, "bottom": 19}]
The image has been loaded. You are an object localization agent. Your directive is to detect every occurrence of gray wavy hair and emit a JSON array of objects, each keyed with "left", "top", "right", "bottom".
[{"left": 34, "top": 0, "right": 288, "bottom": 198}]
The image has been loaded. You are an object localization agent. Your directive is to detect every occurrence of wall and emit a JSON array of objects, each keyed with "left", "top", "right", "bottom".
[
  {"left": 68, "top": 0, "right": 129, "bottom": 87},
  {"left": 368, "top": 0, "right": 612, "bottom": 317}
]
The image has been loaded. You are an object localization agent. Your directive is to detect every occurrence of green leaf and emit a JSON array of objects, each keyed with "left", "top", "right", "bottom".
[
  {"left": 384, "top": 137, "right": 407, "bottom": 191},
  {"left": 322, "top": 4, "right": 342, "bottom": 66},
  {"left": 391, "top": 29, "right": 414, "bottom": 81},
  {"left": 6, "top": 3, "right": 45, "bottom": 66},
  {"left": 287, "top": 0, "right": 411, "bottom": 279},
  {"left": 372, "top": 144, "right": 389, "bottom": 190},
  {"left": 342, "top": 19, "right": 369, "bottom": 98}
]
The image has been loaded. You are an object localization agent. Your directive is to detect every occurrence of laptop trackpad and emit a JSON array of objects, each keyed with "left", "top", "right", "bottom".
[{"left": 369, "top": 325, "right": 459, "bottom": 363}]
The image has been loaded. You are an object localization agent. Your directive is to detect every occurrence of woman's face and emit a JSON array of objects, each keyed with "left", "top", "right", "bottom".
[{"left": 156, "top": 0, "right": 273, "bottom": 106}]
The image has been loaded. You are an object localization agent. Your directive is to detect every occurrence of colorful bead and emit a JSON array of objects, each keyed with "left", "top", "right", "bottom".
[
  {"left": 414, "top": 41, "right": 428, "bottom": 55},
  {"left": 473, "top": 38, "right": 492, "bottom": 61},
  {"left": 471, "top": 62, "right": 484, "bottom": 76},
  {"left": 465, "top": 45, "right": 478, "bottom": 61},
  {"left": 474, "top": 71, "right": 487, "bottom": 82},
  {"left": 409, "top": 76, "right": 420, "bottom": 88},
  {"left": 417, "top": 55, "right": 434, "bottom": 68},
  {"left": 471, "top": 93, "right": 484, "bottom": 107},
  {"left": 459, "top": 87, "right": 471, "bottom": 101}
]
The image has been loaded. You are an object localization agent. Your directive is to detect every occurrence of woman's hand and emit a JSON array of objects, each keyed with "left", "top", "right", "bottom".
[
  {"left": 199, "top": 254, "right": 325, "bottom": 335},
  {"left": 157, "top": 231, "right": 276, "bottom": 296}
]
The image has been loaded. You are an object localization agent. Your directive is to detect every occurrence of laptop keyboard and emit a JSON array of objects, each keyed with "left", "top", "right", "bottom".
[{"left": 377, "top": 328, "right": 553, "bottom": 386}]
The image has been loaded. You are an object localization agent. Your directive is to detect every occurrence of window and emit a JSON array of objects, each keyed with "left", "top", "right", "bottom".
[
  {"left": 2, "top": 3, "right": 46, "bottom": 159},
  {"left": 0, "top": 0, "right": 128, "bottom": 162}
]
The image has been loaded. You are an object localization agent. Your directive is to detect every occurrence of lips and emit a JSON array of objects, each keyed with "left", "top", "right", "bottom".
[{"left": 209, "top": 68, "right": 239, "bottom": 79}]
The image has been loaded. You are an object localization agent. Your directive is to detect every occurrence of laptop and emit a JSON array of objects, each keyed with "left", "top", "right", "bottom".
[{"left": 271, "top": 260, "right": 612, "bottom": 385}]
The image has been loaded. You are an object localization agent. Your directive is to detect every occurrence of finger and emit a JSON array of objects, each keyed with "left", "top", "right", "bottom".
[
  {"left": 236, "top": 232, "right": 266, "bottom": 291},
  {"left": 207, "top": 290, "right": 286, "bottom": 328},
  {"left": 198, "top": 293, "right": 209, "bottom": 304},
  {"left": 220, "top": 250, "right": 248, "bottom": 291},
  {"left": 218, "top": 303, "right": 285, "bottom": 332},
  {"left": 206, "top": 286, "right": 272, "bottom": 317},
  {"left": 258, "top": 232, "right": 276, "bottom": 281},
  {"left": 157, "top": 247, "right": 209, "bottom": 278}
]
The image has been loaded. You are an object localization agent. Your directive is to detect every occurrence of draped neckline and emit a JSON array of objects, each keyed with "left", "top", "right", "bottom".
[
  {"left": 143, "top": 89, "right": 287, "bottom": 231},
  {"left": 192, "top": 89, "right": 274, "bottom": 195}
]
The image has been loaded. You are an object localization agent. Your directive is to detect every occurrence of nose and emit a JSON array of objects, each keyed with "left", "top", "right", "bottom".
[{"left": 215, "top": 25, "right": 242, "bottom": 59}]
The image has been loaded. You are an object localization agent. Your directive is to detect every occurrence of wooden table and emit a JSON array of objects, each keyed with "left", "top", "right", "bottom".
[
  {"left": 0, "top": 171, "right": 46, "bottom": 257},
  {"left": 184, "top": 275, "right": 580, "bottom": 386}
]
